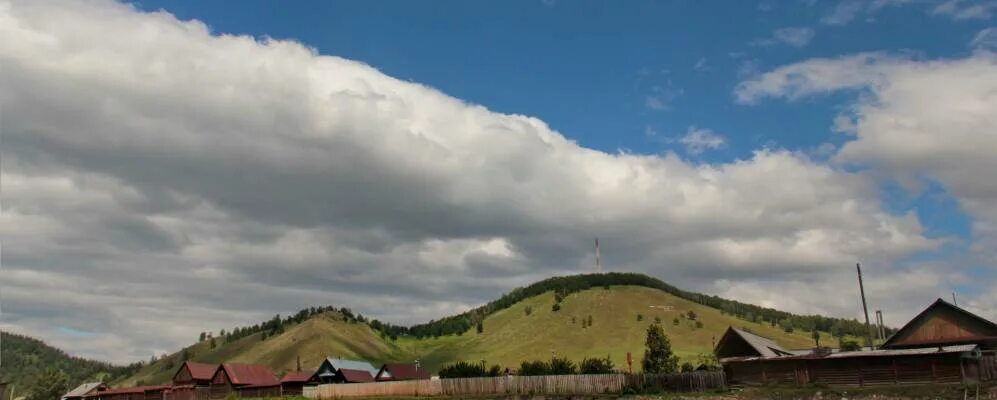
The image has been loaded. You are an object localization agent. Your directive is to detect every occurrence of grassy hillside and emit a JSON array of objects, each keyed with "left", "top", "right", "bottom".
[{"left": 120, "top": 285, "right": 842, "bottom": 385}]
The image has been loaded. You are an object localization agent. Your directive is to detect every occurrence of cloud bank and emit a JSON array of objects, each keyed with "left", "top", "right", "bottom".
[{"left": 0, "top": 0, "right": 987, "bottom": 362}]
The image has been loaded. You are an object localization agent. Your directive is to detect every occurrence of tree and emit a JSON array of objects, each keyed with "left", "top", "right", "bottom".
[
  {"left": 641, "top": 323, "right": 678, "bottom": 373},
  {"left": 27, "top": 368, "right": 69, "bottom": 400},
  {"left": 476, "top": 321, "right": 484, "bottom": 334},
  {"left": 636, "top": 314, "right": 643, "bottom": 322},
  {"left": 199, "top": 332, "right": 206, "bottom": 342},
  {"left": 812, "top": 330, "right": 821, "bottom": 347},
  {"left": 587, "top": 315, "right": 593, "bottom": 327},
  {"left": 840, "top": 339, "right": 861, "bottom": 352},
  {"left": 180, "top": 348, "right": 191, "bottom": 361},
  {"left": 580, "top": 356, "right": 615, "bottom": 374},
  {"left": 672, "top": 317, "right": 679, "bottom": 326},
  {"left": 654, "top": 316, "right": 662, "bottom": 324},
  {"left": 209, "top": 337, "right": 217, "bottom": 349},
  {"left": 552, "top": 303, "right": 561, "bottom": 312},
  {"left": 524, "top": 306, "right": 533, "bottom": 316},
  {"left": 686, "top": 310, "right": 697, "bottom": 321}
]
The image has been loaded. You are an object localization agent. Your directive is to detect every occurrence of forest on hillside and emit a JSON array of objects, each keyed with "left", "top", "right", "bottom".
[{"left": 0, "top": 332, "right": 143, "bottom": 400}]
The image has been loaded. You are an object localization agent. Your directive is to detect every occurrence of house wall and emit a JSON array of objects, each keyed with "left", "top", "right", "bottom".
[
  {"left": 726, "top": 353, "right": 971, "bottom": 387},
  {"left": 892, "top": 310, "right": 997, "bottom": 347}
]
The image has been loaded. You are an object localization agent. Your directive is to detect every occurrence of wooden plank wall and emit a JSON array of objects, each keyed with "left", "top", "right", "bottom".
[
  {"left": 982, "top": 351, "right": 997, "bottom": 382},
  {"left": 308, "top": 372, "right": 726, "bottom": 399},
  {"left": 728, "top": 354, "right": 969, "bottom": 387}
]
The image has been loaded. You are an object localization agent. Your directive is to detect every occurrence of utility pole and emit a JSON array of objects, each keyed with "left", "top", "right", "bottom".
[
  {"left": 594, "top": 237, "right": 601, "bottom": 274},
  {"left": 875, "top": 310, "right": 885, "bottom": 340},
  {"left": 952, "top": 292, "right": 959, "bottom": 306},
  {"left": 857, "top": 263, "right": 874, "bottom": 349}
]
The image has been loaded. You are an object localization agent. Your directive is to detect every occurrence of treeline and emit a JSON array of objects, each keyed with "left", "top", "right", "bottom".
[
  {"left": 364, "top": 273, "right": 892, "bottom": 339},
  {"left": 437, "top": 356, "right": 615, "bottom": 378},
  {"left": 0, "top": 331, "right": 143, "bottom": 400}
]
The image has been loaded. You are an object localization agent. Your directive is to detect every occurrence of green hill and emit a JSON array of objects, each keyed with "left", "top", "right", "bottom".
[{"left": 119, "top": 282, "right": 856, "bottom": 386}]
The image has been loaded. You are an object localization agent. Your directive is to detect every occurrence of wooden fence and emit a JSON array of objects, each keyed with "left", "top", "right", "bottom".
[{"left": 307, "top": 372, "right": 726, "bottom": 399}]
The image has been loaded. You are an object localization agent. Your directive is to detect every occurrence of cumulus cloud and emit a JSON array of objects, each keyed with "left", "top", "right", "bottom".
[
  {"left": 737, "top": 51, "right": 997, "bottom": 313},
  {"left": 0, "top": 0, "right": 960, "bottom": 362},
  {"left": 677, "top": 127, "right": 726, "bottom": 154}
]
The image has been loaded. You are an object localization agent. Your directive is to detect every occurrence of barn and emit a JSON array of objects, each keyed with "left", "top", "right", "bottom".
[
  {"left": 375, "top": 363, "right": 431, "bottom": 381},
  {"left": 208, "top": 364, "right": 280, "bottom": 399},
  {"left": 718, "top": 298, "right": 997, "bottom": 386}
]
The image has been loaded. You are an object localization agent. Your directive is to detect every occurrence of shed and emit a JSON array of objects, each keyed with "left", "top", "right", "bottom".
[
  {"left": 279, "top": 371, "right": 316, "bottom": 396},
  {"left": 375, "top": 363, "right": 431, "bottom": 381},
  {"left": 85, "top": 385, "right": 168, "bottom": 400},
  {"left": 172, "top": 361, "right": 218, "bottom": 386}
]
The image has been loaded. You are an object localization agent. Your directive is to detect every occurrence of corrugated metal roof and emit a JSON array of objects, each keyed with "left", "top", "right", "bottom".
[
  {"left": 221, "top": 364, "right": 279, "bottom": 386},
  {"left": 63, "top": 382, "right": 105, "bottom": 399},
  {"left": 377, "top": 363, "right": 431, "bottom": 381},
  {"left": 325, "top": 357, "right": 379, "bottom": 376},
  {"left": 724, "top": 344, "right": 979, "bottom": 362},
  {"left": 338, "top": 369, "right": 375, "bottom": 383},
  {"left": 280, "top": 371, "right": 315, "bottom": 383},
  {"left": 730, "top": 327, "right": 793, "bottom": 358},
  {"left": 91, "top": 386, "right": 169, "bottom": 396}
]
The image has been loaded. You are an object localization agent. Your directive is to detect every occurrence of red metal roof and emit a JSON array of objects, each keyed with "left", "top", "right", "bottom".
[
  {"left": 376, "top": 363, "right": 431, "bottom": 381},
  {"left": 221, "top": 364, "right": 280, "bottom": 386},
  {"left": 280, "top": 371, "right": 315, "bottom": 383},
  {"left": 182, "top": 361, "right": 219, "bottom": 381},
  {"left": 338, "top": 369, "right": 374, "bottom": 383}
]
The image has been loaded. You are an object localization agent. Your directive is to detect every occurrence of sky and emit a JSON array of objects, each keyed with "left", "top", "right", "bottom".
[{"left": 1, "top": 0, "right": 996, "bottom": 363}]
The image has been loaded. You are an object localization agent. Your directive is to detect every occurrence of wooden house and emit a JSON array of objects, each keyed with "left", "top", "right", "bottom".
[
  {"left": 717, "top": 298, "right": 997, "bottom": 387},
  {"left": 279, "top": 371, "right": 316, "bottom": 396},
  {"left": 880, "top": 298, "right": 997, "bottom": 350},
  {"left": 169, "top": 361, "right": 217, "bottom": 400},
  {"left": 311, "top": 358, "right": 379, "bottom": 384},
  {"left": 63, "top": 382, "right": 107, "bottom": 400},
  {"left": 208, "top": 364, "right": 280, "bottom": 399},
  {"left": 375, "top": 363, "right": 431, "bottom": 381}
]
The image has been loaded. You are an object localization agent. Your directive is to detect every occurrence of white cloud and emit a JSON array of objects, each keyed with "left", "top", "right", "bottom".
[
  {"left": 678, "top": 127, "right": 726, "bottom": 154},
  {"left": 972, "top": 27, "right": 997, "bottom": 51},
  {"left": 933, "top": 0, "right": 997, "bottom": 20},
  {"left": 737, "top": 51, "right": 997, "bottom": 272},
  {"left": 0, "top": 0, "right": 955, "bottom": 362},
  {"left": 822, "top": 0, "right": 912, "bottom": 25},
  {"left": 753, "top": 27, "right": 816, "bottom": 48}
]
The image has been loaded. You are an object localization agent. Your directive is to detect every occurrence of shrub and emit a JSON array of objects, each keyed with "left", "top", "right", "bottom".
[
  {"left": 580, "top": 355, "right": 615, "bottom": 374},
  {"left": 680, "top": 362, "right": 695, "bottom": 372},
  {"left": 519, "top": 360, "right": 549, "bottom": 376},
  {"left": 636, "top": 314, "right": 643, "bottom": 322},
  {"left": 524, "top": 306, "right": 533, "bottom": 316},
  {"left": 552, "top": 303, "right": 561, "bottom": 312},
  {"left": 439, "top": 361, "right": 502, "bottom": 378},
  {"left": 548, "top": 356, "right": 577, "bottom": 375}
]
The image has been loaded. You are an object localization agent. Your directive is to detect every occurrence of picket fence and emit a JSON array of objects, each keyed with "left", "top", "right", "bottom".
[{"left": 306, "top": 372, "right": 725, "bottom": 399}]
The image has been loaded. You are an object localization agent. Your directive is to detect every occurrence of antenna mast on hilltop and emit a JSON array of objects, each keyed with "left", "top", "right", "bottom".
[{"left": 595, "top": 237, "right": 601, "bottom": 273}]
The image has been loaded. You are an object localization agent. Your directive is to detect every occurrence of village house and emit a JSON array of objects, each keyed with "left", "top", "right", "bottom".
[
  {"left": 279, "top": 371, "right": 317, "bottom": 396},
  {"left": 170, "top": 361, "right": 217, "bottom": 400},
  {"left": 62, "top": 382, "right": 108, "bottom": 400},
  {"left": 375, "top": 363, "right": 431, "bottom": 381},
  {"left": 717, "top": 298, "right": 997, "bottom": 386},
  {"left": 311, "top": 358, "right": 380, "bottom": 384},
  {"left": 208, "top": 363, "right": 281, "bottom": 399}
]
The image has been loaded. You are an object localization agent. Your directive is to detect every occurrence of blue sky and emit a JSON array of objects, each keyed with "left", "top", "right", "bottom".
[
  {"left": 132, "top": 0, "right": 985, "bottom": 244},
  {"left": 3, "top": 0, "right": 996, "bottom": 362}
]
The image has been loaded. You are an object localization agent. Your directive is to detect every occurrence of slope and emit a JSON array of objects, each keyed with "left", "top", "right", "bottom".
[{"left": 120, "top": 285, "right": 842, "bottom": 385}]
